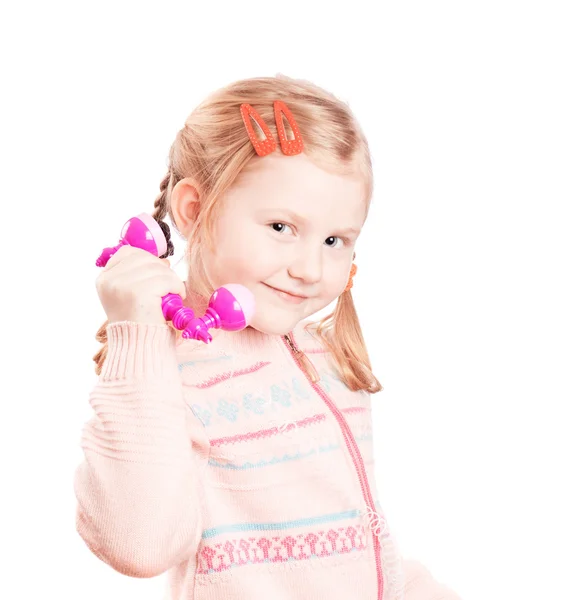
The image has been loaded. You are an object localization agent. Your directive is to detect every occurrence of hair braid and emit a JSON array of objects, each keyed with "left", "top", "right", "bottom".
[
  {"left": 92, "top": 169, "right": 176, "bottom": 376},
  {"left": 152, "top": 170, "right": 175, "bottom": 258}
]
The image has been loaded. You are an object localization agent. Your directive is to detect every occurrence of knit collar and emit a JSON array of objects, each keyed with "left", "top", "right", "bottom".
[
  {"left": 209, "top": 323, "right": 288, "bottom": 354},
  {"left": 175, "top": 317, "right": 315, "bottom": 356}
]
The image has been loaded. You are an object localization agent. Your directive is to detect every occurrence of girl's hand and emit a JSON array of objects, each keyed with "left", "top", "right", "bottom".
[{"left": 95, "top": 245, "right": 187, "bottom": 325}]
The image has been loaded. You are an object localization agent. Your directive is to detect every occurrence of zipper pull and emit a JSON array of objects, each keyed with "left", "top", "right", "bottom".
[
  {"left": 284, "top": 334, "right": 321, "bottom": 383},
  {"left": 297, "top": 351, "right": 321, "bottom": 383}
]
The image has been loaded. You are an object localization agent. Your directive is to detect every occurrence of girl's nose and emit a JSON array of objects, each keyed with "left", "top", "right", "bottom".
[{"left": 288, "top": 252, "right": 322, "bottom": 284}]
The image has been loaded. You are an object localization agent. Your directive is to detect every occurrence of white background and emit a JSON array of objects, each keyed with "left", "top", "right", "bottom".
[{"left": 1, "top": 1, "right": 569, "bottom": 599}]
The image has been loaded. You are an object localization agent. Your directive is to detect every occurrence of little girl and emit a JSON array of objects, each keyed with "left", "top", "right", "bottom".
[{"left": 74, "top": 74, "right": 461, "bottom": 600}]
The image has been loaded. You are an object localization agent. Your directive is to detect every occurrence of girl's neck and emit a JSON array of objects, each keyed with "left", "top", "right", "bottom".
[{"left": 182, "top": 286, "right": 210, "bottom": 316}]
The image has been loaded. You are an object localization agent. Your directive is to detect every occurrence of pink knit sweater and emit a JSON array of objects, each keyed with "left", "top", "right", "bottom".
[{"left": 74, "top": 319, "right": 461, "bottom": 600}]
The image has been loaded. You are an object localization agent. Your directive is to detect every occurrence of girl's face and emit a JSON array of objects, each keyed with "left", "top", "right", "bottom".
[{"left": 203, "top": 153, "right": 367, "bottom": 336}]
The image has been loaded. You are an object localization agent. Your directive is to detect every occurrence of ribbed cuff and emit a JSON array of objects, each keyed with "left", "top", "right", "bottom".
[{"left": 100, "top": 321, "right": 179, "bottom": 381}]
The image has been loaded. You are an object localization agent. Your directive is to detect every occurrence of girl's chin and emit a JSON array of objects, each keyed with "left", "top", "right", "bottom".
[{"left": 248, "top": 312, "right": 303, "bottom": 336}]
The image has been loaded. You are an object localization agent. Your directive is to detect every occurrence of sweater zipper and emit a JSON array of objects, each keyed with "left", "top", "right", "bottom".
[{"left": 282, "top": 332, "right": 385, "bottom": 600}]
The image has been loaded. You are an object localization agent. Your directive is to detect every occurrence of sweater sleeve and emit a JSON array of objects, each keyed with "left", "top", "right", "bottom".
[
  {"left": 402, "top": 558, "right": 462, "bottom": 600},
  {"left": 73, "top": 321, "right": 210, "bottom": 578}
]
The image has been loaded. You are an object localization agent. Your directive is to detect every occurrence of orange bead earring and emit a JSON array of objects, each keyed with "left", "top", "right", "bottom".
[{"left": 344, "top": 253, "right": 357, "bottom": 293}]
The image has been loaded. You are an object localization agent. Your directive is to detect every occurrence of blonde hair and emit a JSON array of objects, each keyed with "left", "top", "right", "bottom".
[{"left": 94, "top": 74, "right": 382, "bottom": 394}]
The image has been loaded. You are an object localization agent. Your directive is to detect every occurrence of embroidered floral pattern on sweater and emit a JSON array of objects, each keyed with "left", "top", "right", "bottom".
[
  {"left": 187, "top": 370, "right": 345, "bottom": 428},
  {"left": 242, "top": 393, "right": 266, "bottom": 415},
  {"left": 196, "top": 522, "right": 369, "bottom": 576}
]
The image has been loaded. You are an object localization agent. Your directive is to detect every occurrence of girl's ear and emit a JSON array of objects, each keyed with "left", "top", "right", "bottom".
[{"left": 171, "top": 177, "right": 201, "bottom": 236}]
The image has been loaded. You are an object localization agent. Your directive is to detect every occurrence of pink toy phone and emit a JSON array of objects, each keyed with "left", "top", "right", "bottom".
[{"left": 95, "top": 213, "right": 255, "bottom": 343}]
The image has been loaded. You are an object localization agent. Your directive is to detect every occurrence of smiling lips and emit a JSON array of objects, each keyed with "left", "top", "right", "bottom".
[{"left": 264, "top": 283, "right": 309, "bottom": 303}]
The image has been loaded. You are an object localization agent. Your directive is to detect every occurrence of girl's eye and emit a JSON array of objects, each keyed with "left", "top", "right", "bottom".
[
  {"left": 270, "top": 223, "right": 348, "bottom": 249},
  {"left": 270, "top": 222, "right": 293, "bottom": 235},
  {"left": 324, "top": 236, "right": 345, "bottom": 249}
]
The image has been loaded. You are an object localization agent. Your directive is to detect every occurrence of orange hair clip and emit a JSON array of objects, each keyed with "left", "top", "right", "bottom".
[
  {"left": 240, "top": 101, "right": 304, "bottom": 156},
  {"left": 240, "top": 103, "right": 277, "bottom": 157},
  {"left": 274, "top": 100, "right": 304, "bottom": 155}
]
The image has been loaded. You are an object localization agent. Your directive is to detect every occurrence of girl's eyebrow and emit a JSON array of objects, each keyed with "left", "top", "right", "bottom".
[{"left": 258, "top": 208, "right": 361, "bottom": 236}]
